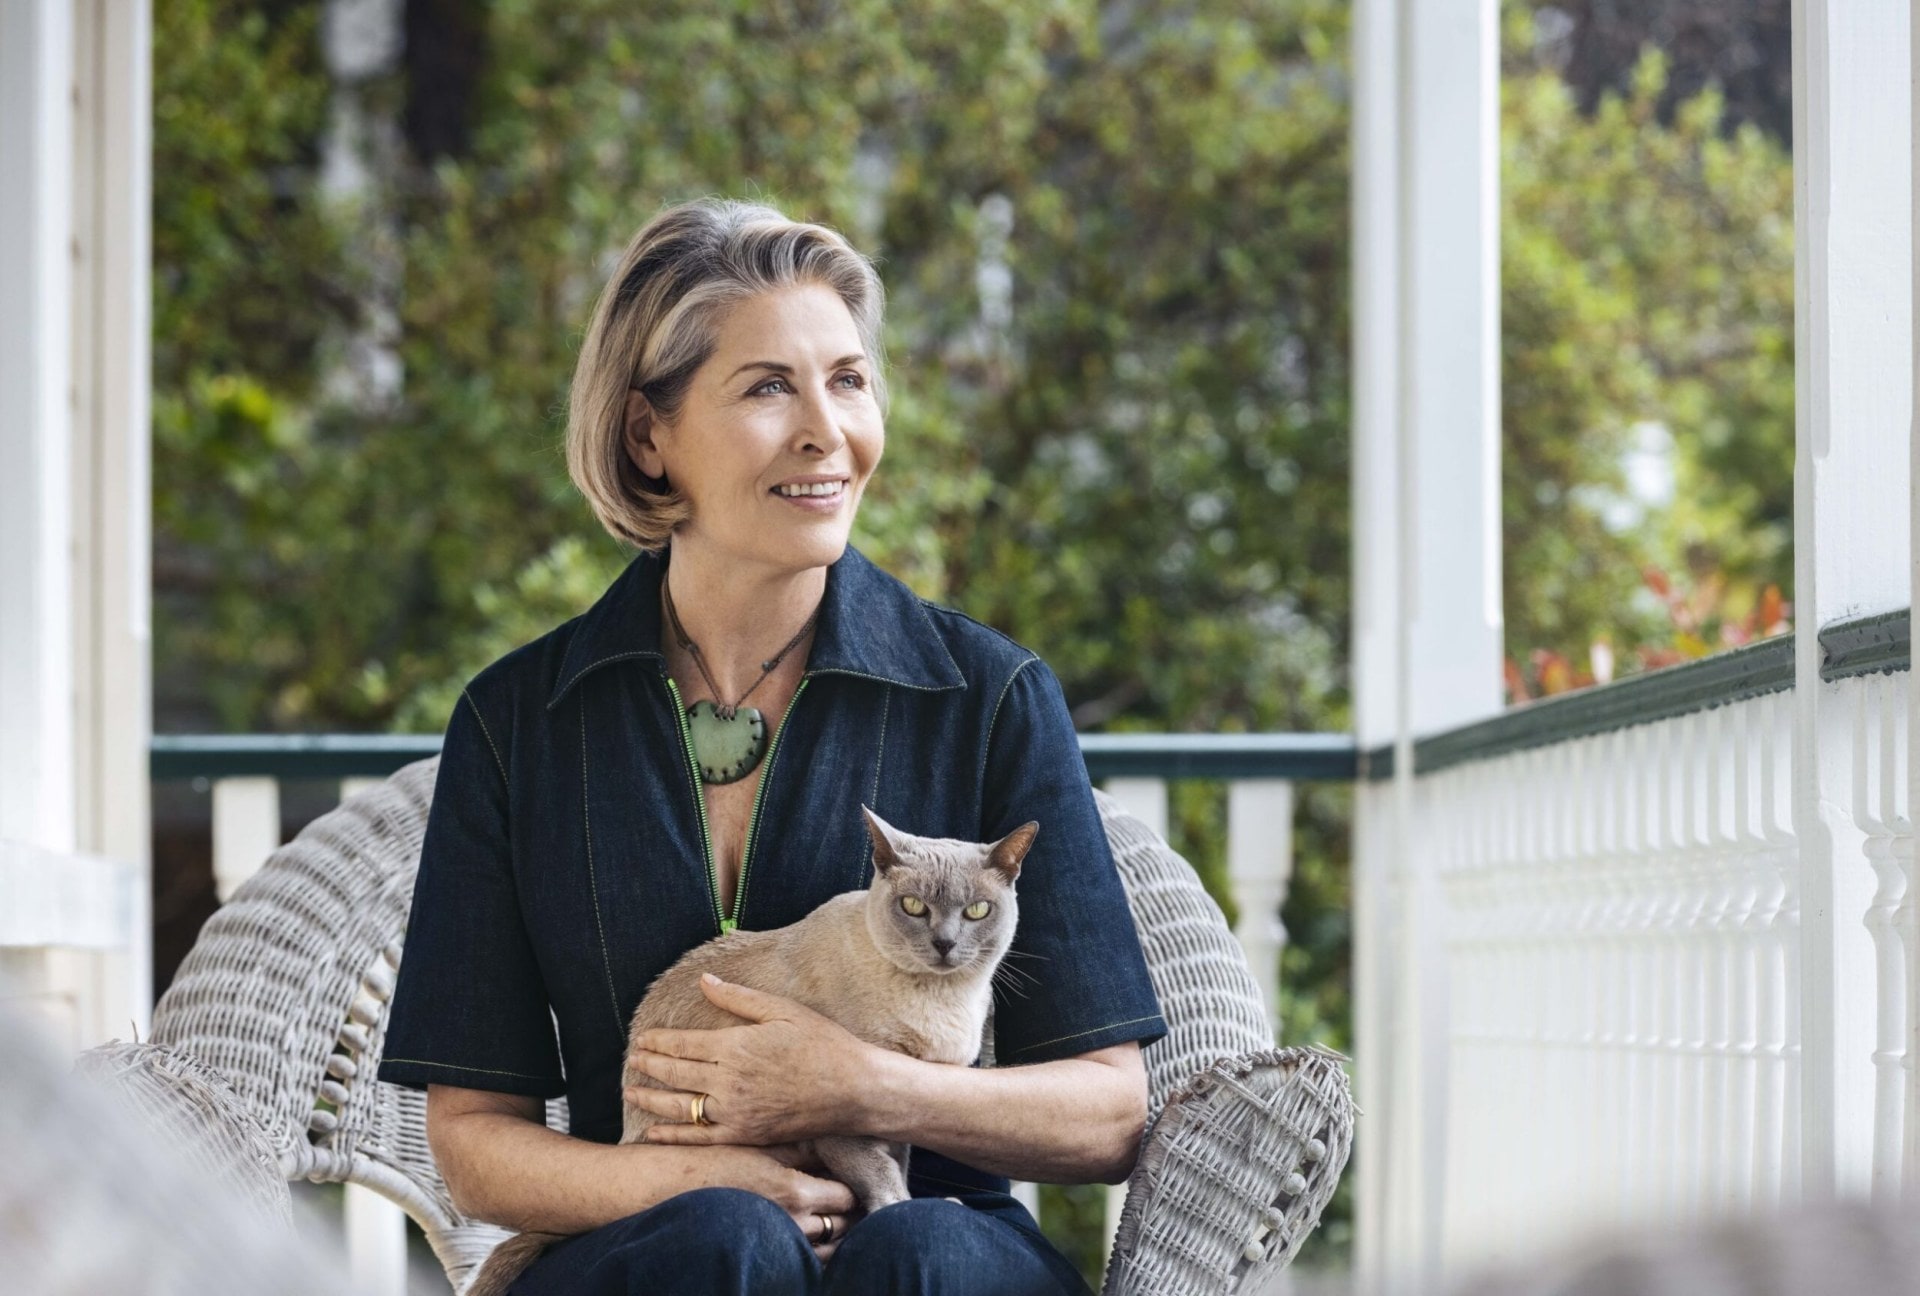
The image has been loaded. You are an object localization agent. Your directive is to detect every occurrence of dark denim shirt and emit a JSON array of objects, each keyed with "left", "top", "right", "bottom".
[{"left": 380, "top": 543, "right": 1167, "bottom": 1191}]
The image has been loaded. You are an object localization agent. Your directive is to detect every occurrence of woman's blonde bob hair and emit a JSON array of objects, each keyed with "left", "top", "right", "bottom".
[{"left": 566, "top": 198, "right": 889, "bottom": 552}]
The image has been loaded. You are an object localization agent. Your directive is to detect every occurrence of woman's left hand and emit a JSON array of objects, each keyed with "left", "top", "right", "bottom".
[{"left": 624, "top": 973, "right": 877, "bottom": 1146}]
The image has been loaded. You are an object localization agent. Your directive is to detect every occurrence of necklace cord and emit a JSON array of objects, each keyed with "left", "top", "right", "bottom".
[{"left": 662, "top": 575, "right": 819, "bottom": 720}]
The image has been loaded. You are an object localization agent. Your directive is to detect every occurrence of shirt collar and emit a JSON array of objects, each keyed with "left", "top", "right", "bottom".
[{"left": 546, "top": 542, "right": 967, "bottom": 710}]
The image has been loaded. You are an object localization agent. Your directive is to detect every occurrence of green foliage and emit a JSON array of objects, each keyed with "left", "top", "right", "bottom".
[{"left": 1501, "top": 5, "right": 1794, "bottom": 694}]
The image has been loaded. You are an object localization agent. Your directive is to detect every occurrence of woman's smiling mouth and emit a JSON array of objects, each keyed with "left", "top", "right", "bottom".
[{"left": 771, "top": 477, "right": 849, "bottom": 509}]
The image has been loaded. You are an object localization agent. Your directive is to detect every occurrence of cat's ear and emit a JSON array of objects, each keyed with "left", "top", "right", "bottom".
[
  {"left": 861, "top": 804, "right": 908, "bottom": 874},
  {"left": 987, "top": 821, "right": 1039, "bottom": 881}
]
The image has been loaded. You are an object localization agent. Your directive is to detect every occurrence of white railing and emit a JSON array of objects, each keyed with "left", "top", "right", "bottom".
[
  {"left": 176, "top": 741, "right": 1319, "bottom": 1290},
  {"left": 1357, "top": 645, "right": 1915, "bottom": 1278}
]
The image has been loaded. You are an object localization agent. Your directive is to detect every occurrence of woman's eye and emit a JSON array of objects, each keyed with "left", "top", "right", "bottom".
[
  {"left": 899, "top": 896, "right": 927, "bottom": 917},
  {"left": 836, "top": 371, "right": 866, "bottom": 390},
  {"left": 751, "top": 378, "right": 791, "bottom": 396},
  {"left": 963, "top": 901, "right": 991, "bottom": 920}
]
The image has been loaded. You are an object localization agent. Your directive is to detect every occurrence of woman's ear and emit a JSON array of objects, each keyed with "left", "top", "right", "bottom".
[{"left": 623, "top": 387, "right": 668, "bottom": 481}]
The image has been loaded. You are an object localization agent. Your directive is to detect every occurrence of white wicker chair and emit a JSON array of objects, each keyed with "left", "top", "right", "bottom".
[
  {"left": 100, "top": 757, "right": 1354, "bottom": 1294},
  {"left": 3, "top": 1005, "right": 346, "bottom": 1296}
]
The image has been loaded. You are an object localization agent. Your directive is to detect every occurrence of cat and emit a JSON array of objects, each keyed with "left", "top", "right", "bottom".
[{"left": 466, "top": 805, "right": 1036, "bottom": 1296}]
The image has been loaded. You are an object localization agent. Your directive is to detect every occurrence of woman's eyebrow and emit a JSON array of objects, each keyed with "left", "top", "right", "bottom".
[{"left": 725, "top": 354, "right": 867, "bottom": 380}]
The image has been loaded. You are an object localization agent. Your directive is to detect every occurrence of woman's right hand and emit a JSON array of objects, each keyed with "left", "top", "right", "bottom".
[{"left": 740, "top": 1143, "right": 855, "bottom": 1262}]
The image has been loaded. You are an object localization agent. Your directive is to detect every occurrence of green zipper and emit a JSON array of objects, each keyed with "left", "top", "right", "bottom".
[
  {"left": 664, "top": 674, "right": 810, "bottom": 936},
  {"left": 735, "top": 677, "right": 810, "bottom": 932},
  {"left": 664, "top": 676, "right": 725, "bottom": 934}
]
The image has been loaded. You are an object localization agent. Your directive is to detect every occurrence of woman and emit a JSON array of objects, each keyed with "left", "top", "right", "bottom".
[{"left": 379, "top": 199, "right": 1167, "bottom": 1295}]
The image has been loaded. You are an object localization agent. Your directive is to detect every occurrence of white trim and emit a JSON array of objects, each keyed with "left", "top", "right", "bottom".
[
  {"left": 1910, "top": 0, "right": 1920, "bottom": 1199},
  {"left": 1353, "top": 0, "right": 1503, "bottom": 1284},
  {"left": 1791, "top": 0, "right": 1913, "bottom": 1204},
  {"left": 0, "top": 840, "right": 140, "bottom": 950},
  {"left": 1349, "top": 2, "right": 1399, "bottom": 1280},
  {"left": 0, "top": 0, "right": 153, "bottom": 1046},
  {"left": 0, "top": 0, "right": 79, "bottom": 855}
]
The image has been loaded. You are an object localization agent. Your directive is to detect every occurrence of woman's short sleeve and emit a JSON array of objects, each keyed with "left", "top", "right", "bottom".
[
  {"left": 982, "top": 657, "right": 1168, "bottom": 1066},
  {"left": 378, "top": 687, "right": 567, "bottom": 1098}
]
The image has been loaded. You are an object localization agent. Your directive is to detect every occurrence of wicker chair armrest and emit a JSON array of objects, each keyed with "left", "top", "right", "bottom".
[
  {"left": 75, "top": 1038, "right": 294, "bottom": 1229},
  {"left": 1103, "top": 1045, "right": 1354, "bottom": 1296}
]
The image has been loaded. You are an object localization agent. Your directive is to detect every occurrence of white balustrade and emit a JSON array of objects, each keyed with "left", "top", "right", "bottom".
[
  {"left": 1228, "top": 780, "right": 1295, "bottom": 1040},
  {"left": 1104, "top": 777, "right": 1169, "bottom": 839},
  {"left": 1851, "top": 671, "right": 1914, "bottom": 1200},
  {"left": 1428, "top": 698, "right": 1753, "bottom": 1265},
  {"left": 210, "top": 776, "right": 280, "bottom": 903},
  {"left": 1368, "top": 667, "right": 1918, "bottom": 1276}
]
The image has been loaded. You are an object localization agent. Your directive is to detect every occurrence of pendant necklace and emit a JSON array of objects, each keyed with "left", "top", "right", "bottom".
[{"left": 662, "top": 575, "right": 819, "bottom": 786}]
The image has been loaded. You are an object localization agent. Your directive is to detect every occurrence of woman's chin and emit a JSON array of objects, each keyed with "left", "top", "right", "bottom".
[{"left": 770, "top": 520, "right": 854, "bottom": 565}]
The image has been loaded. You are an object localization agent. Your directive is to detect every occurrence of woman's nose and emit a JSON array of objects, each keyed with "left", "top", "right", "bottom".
[{"left": 789, "top": 383, "right": 848, "bottom": 454}]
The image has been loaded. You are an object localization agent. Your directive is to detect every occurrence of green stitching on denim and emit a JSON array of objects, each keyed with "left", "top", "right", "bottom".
[
  {"left": 1009, "top": 1014, "right": 1165, "bottom": 1056},
  {"left": 462, "top": 689, "right": 508, "bottom": 787},
  {"left": 909, "top": 599, "right": 970, "bottom": 683},
  {"left": 868, "top": 685, "right": 891, "bottom": 811},
  {"left": 920, "top": 599, "right": 1026, "bottom": 656},
  {"left": 579, "top": 708, "right": 627, "bottom": 1044},
  {"left": 805, "top": 666, "right": 962, "bottom": 694},
  {"left": 548, "top": 650, "right": 662, "bottom": 710},
  {"left": 383, "top": 1058, "right": 561, "bottom": 1083}
]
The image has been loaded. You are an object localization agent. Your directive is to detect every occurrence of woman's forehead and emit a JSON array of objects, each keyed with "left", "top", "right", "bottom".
[{"left": 710, "top": 284, "right": 864, "bottom": 361}]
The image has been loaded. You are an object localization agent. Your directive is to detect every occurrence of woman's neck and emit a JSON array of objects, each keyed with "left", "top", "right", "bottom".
[{"left": 659, "top": 538, "right": 827, "bottom": 701}]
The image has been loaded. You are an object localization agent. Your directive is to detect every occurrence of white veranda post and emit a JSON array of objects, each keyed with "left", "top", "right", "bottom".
[
  {"left": 1912, "top": 0, "right": 1920, "bottom": 1205},
  {"left": 1350, "top": 0, "right": 1503, "bottom": 1287},
  {"left": 1792, "top": 0, "right": 1914, "bottom": 1204},
  {"left": 0, "top": 0, "right": 152, "bottom": 1050}
]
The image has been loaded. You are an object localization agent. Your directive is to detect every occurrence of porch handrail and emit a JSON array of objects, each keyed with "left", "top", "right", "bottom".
[
  {"left": 1361, "top": 607, "right": 1909, "bottom": 778},
  {"left": 151, "top": 730, "right": 1360, "bottom": 783}
]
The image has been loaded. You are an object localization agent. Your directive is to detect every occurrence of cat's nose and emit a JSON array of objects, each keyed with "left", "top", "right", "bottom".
[{"left": 932, "top": 938, "right": 955, "bottom": 958}]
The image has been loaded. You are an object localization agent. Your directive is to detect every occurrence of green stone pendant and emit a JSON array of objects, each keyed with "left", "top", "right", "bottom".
[{"left": 686, "top": 700, "right": 768, "bottom": 785}]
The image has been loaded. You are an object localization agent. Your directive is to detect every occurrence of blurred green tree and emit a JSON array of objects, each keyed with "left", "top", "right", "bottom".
[{"left": 1501, "top": 4, "right": 1794, "bottom": 699}]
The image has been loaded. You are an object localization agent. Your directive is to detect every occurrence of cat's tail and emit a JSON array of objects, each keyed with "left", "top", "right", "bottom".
[{"left": 465, "top": 1230, "right": 563, "bottom": 1296}]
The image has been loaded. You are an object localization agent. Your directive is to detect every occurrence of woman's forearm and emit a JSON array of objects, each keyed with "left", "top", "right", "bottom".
[
  {"left": 434, "top": 1106, "right": 776, "bottom": 1232},
  {"left": 854, "top": 1043, "right": 1148, "bottom": 1185}
]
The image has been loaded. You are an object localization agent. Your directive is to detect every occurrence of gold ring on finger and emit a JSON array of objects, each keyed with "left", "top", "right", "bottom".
[
  {"left": 815, "top": 1213, "right": 834, "bottom": 1244},
  {"left": 689, "top": 1092, "right": 710, "bottom": 1126}
]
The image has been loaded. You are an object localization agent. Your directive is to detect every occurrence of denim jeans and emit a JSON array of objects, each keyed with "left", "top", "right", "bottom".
[{"left": 509, "top": 1185, "right": 1094, "bottom": 1296}]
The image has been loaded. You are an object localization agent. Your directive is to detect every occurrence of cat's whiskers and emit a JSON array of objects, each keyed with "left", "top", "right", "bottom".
[{"left": 992, "top": 961, "right": 1041, "bottom": 999}]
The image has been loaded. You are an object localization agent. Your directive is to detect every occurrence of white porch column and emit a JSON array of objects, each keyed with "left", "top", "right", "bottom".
[
  {"left": 1348, "top": 0, "right": 1401, "bottom": 1283},
  {"left": 0, "top": 0, "right": 153, "bottom": 1048},
  {"left": 1911, "top": 0, "right": 1920, "bottom": 1202},
  {"left": 1352, "top": 0, "right": 1503, "bottom": 1287},
  {"left": 1792, "top": 0, "right": 1913, "bottom": 1205}
]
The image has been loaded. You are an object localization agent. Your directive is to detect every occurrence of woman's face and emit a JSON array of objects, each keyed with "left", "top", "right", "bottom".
[{"left": 626, "top": 283, "right": 884, "bottom": 574}]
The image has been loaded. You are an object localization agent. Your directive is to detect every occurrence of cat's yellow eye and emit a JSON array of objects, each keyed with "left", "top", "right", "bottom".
[
  {"left": 963, "top": 901, "right": 992, "bottom": 920},
  {"left": 899, "top": 896, "right": 928, "bottom": 917}
]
